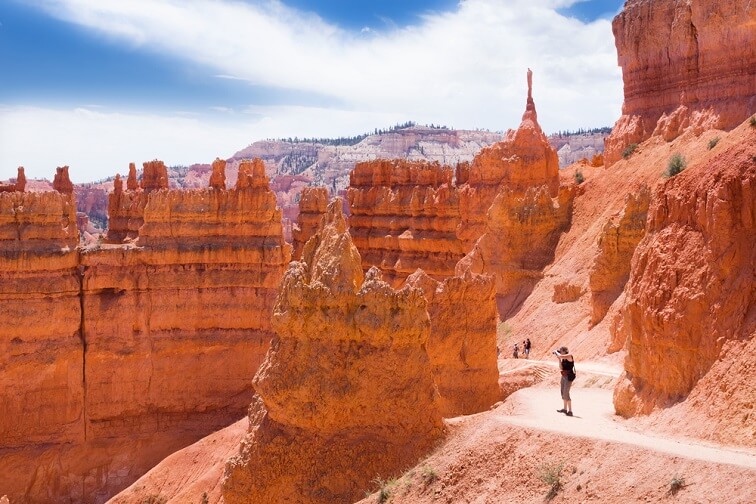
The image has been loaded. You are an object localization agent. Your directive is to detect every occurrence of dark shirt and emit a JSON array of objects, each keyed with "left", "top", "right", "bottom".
[{"left": 560, "top": 359, "right": 574, "bottom": 372}]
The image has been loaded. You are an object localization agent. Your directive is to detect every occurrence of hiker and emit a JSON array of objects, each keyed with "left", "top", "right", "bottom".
[
  {"left": 553, "top": 346, "right": 575, "bottom": 416},
  {"left": 524, "top": 338, "right": 531, "bottom": 359},
  {"left": 513, "top": 343, "right": 519, "bottom": 359}
]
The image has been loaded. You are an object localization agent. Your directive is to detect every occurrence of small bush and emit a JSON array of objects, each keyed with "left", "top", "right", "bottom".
[
  {"left": 574, "top": 169, "right": 585, "bottom": 185},
  {"left": 420, "top": 464, "right": 438, "bottom": 486},
  {"left": 707, "top": 137, "right": 720, "bottom": 149},
  {"left": 374, "top": 477, "right": 398, "bottom": 503},
  {"left": 750, "top": 116, "right": 756, "bottom": 127},
  {"left": 622, "top": 143, "right": 638, "bottom": 159},
  {"left": 537, "top": 462, "right": 563, "bottom": 501},
  {"left": 668, "top": 475, "right": 686, "bottom": 496},
  {"left": 141, "top": 496, "right": 167, "bottom": 504},
  {"left": 200, "top": 492, "right": 209, "bottom": 504},
  {"left": 665, "top": 153, "right": 687, "bottom": 177}
]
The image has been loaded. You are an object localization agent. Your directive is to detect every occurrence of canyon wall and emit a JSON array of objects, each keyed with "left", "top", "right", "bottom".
[
  {"left": 223, "top": 200, "right": 444, "bottom": 504},
  {"left": 406, "top": 270, "right": 500, "bottom": 417},
  {"left": 347, "top": 160, "right": 464, "bottom": 286},
  {"left": 0, "top": 160, "right": 290, "bottom": 503},
  {"left": 612, "top": 127, "right": 755, "bottom": 429},
  {"left": 604, "top": 0, "right": 756, "bottom": 165},
  {"left": 589, "top": 185, "right": 650, "bottom": 330}
]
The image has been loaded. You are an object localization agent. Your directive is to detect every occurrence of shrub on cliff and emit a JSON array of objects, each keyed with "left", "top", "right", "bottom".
[
  {"left": 708, "top": 137, "right": 720, "bottom": 149},
  {"left": 574, "top": 169, "right": 585, "bottom": 185},
  {"left": 665, "top": 154, "right": 687, "bottom": 177},
  {"left": 622, "top": 143, "right": 638, "bottom": 159}
]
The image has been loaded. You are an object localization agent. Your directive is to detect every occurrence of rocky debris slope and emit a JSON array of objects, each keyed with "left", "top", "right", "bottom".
[
  {"left": 0, "top": 160, "right": 290, "bottom": 503},
  {"left": 347, "top": 160, "right": 464, "bottom": 286},
  {"left": 589, "top": 185, "right": 650, "bottom": 330},
  {"left": 291, "top": 186, "right": 328, "bottom": 260},
  {"left": 223, "top": 200, "right": 444, "bottom": 504},
  {"left": 604, "top": 0, "right": 756, "bottom": 165},
  {"left": 406, "top": 270, "right": 501, "bottom": 417},
  {"left": 612, "top": 122, "right": 755, "bottom": 439}
]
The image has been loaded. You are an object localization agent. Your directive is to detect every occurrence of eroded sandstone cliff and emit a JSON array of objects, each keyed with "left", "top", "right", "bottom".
[
  {"left": 613, "top": 124, "right": 755, "bottom": 430},
  {"left": 0, "top": 160, "right": 291, "bottom": 503},
  {"left": 604, "top": 0, "right": 756, "bottom": 165},
  {"left": 589, "top": 185, "right": 650, "bottom": 330},
  {"left": 347, "top": 159, "right": 464, "bottom": 286},
  {"left": 223, "top": 200, "right": 444, "bottom": 504},
  {"left": 406, "top": 269, "right": 501, "bottom": 417}
]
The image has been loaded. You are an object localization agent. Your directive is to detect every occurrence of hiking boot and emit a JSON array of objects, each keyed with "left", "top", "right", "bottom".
[
  {"left": 566, "top": 411, "right": 573, "bottom": 417},
  {"left": 557, "top": 409, "right": 567, "bottom": 413}
]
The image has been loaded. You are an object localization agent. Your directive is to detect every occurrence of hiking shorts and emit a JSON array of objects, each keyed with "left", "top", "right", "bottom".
[{"left": 560, "top": 375, "right": 572, "bottom": 401}]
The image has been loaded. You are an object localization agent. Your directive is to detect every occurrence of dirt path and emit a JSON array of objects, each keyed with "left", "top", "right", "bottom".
[{"left": 492, "top": 385, "right": 756, "bottom": 470}]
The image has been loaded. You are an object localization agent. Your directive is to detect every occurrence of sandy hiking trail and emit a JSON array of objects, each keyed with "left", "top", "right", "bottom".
[{"left": 487, "top": 360, "right": 756, "bottom": 471}]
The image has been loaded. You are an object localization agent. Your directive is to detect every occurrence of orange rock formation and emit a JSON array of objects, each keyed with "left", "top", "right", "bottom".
[
  {"left": 347, "top": 159, "right": 464, "bottom": 285},
  {"left": 0, "top": 181, "right": 80, "bottom": 501},
  {"left": 53, "top": 165, "right": 74, "bottom": 194},
  {"left": 613, "top": 129, "right": 755, "bottom": 425},
  {"left": 589, "top": 185, "right": 650, "bottom": 330},
  {"left": 140, "top": 160, "right": 169, "bottom": 190},
  {"left": 127, "top": 162, "right": 138, "bottom": 190},
  {"left": 223, "top": 200, "right": 444, "bottom": 504},
  {"left": 292, "top": 186, "right": 328, "bottom": 259},
  {"left": 0, "top": 161, "right": 291, "bottom": 503},
  {"left": 235, "top": 158, "right": 268, "bottom": 189},
  {"left": 406, "top": 269, "right": 501, "bottom": 417},
  {"left": 457, "top": 184, "right": 575, "bottom": 318},
  {"left": 604, "top": 0, "right": 756, "bottom": 165},
  {"left": 0, "top": 167, "right": 26, "bottom": 193},
  {"left": 209, "top": 157, "right": 227, "bottom": 190}
]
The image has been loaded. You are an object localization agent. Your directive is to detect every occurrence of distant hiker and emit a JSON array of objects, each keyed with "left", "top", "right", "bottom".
[
  {"left": 513, "top": 343, "right": 519, "bottom": 359},
  {"left": 524, "top": 338, "right": 531, "bottom": 359},
  {"left": 553, "top": 346, "right": 575, "bottom": 416}
]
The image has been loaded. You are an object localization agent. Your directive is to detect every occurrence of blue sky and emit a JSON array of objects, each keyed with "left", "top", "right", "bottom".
[{"left": 0, "top": 0, "right": 624, "bottom": 181}]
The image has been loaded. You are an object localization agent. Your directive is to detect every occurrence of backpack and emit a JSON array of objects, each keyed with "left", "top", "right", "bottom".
[{"left": 568, "top": 363, "right": 576, "bottom": 382}]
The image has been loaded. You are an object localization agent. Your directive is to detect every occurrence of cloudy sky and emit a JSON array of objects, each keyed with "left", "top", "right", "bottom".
[{"left": 0, "top": 0, "right": 624, "bottom": 182}]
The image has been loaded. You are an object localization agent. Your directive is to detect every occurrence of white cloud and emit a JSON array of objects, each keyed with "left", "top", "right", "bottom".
[
  {"left": 5, "top": 0, "right": 623, "bottom": 181},
  {"left": 0, "top": 105, "right": 404, "bottom": 181}
]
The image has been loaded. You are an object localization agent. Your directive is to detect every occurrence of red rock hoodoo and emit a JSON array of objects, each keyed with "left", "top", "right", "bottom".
[
  {"left": 235, "top": 158, "right": 268, "bottom": 190},
  {"left": 604, "top": 0, "right": 756, "bottom": 165},
  {"left": 292, "top": 186, "right": 328, "bottom": 260},
  {"left": 0, "top": 167, "right": 26, "bottom": 193},
  {"left": 209, "top": 157, "right": 227, "bottom": 190},
  {"left": 406, "top": 269, "right": 501, "bottom": 417},
  {"left": 140, "top": 160, "right": 169, "bottom": 191},
  {"left": 53, "top": 165, "right": 74, "bottom": 194},
  {"left": 347, "top": 159, "right": 464, "bottom": 286},
  {"left": 612, "top": 127, "right": 755, "bottom": 441},
  {"left": 126, "top": 162, "right": 138, "bottom": 190},
  {"left": 0, "top": 161, "right": 291, "bottom": 503},
  {"left": 589, "top": 184, "right": 650, "bottom": 330},
  {"left": 223, "top": 200, "right": 444, "bottom": 504}
]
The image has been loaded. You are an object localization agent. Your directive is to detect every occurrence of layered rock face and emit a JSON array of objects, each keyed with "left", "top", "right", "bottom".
[
  {"left": 1, "top": 160, "right": 291, "bottom": 502},
  {"left": 604, "top": 0, "right": 756, "bottom": 165},
  {"left": 106, "top": 160, "right": 171, "bottom": 243},
  {"left": 0, "top": 187, "right": 81, "bottom": 501},
  {"left": 223, "top": 200, "right": 444, "bottom": 504},
  {"left": 406, "top": 270, "right": 500, "bottom": 417},
  {"left": 589, "top": 185, "right": 650, "bottom": 330},
  {"left": 347, "top": 159, "right": 464, "bottom": 285},
  {"left": 457, "top": 185, "right": 574, "bottom": 318},
  {"left": 292, "top": 186, "right": 328, "bottom": 260},
  {"left": 613, "top": 132, "right": 755, "bottom": 418}
]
